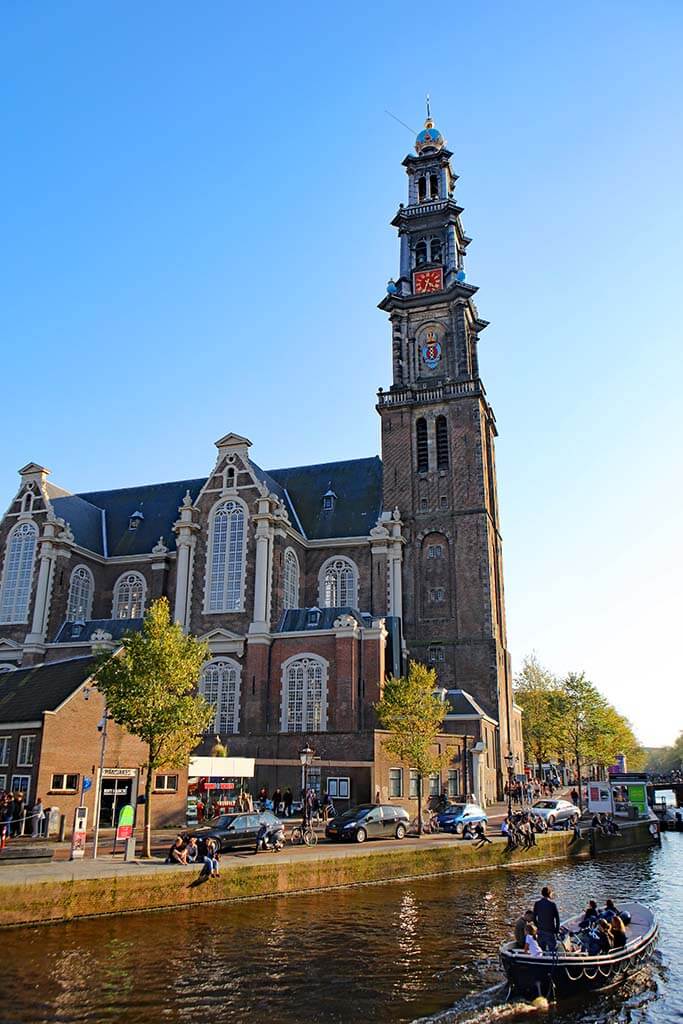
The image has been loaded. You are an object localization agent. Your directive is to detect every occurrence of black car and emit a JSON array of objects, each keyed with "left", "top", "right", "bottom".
[
  {"left": 190, "top": 811, "right": 280, "bottom": 852},
  {"left": 325, "top": 803, "right": 409, "bottom": 843}
]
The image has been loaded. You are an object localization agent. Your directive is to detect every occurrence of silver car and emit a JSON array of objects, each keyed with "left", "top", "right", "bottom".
[{"left": 532, "top": 798, "right": 579, "bottom": 827}]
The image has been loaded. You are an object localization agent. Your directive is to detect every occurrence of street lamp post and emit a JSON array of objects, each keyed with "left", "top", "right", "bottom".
[
  {"left": 505, "top": 750, "right": 515, "bottom": 819},
  {"left": 83, "top": 686, "right": 111, "bottom": 860},
  {"left": 299, "top": 744, "right": 314, "bottom": 826}
]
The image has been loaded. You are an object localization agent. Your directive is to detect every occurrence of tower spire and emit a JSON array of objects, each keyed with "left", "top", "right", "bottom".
[{"left": 426, "top": 93, "right": 432, "bottom": 124}]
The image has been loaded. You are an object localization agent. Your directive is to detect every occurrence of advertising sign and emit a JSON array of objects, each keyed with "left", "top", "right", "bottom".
[
  {"left": 116, "top": 804, "right": 134, "bottom": 841},
  {"left": 69, "top": 805, "right": 88, "bottom": 860}
]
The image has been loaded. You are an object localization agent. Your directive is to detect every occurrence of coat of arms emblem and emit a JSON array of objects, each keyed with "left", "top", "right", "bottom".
[{"left": 420, "top": 329, "right": 442, "bottom": 370}]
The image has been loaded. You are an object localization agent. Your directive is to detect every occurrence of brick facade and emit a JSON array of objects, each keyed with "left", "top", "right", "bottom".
[{"left": 0, "top": 113, "right": 522, "bottom": 816}]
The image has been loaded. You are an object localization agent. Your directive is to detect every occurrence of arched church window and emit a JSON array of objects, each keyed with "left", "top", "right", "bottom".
[
  {"left": 429, "top": 173, "right": 439, "bottom": 199},
  {"left": 283, "top": 548, "right": 300, "bottom": 610},
  {"left": 418, "top": 176, "right": 427, "bottom": 202},
  {"left": 436, "top": 415, "right": 449, "bottom": 469},
  {"left": 430, "top": 237, "right": 443, "bottom": 263},
  {"left": 416, "top": 418, "right": 429, "bottom": 473},
  {"left": 0, "top": 521, "right": 38, "bottom": 624},
  {"left": 200, "top": 659, "right": 241, "bottom": 734},
  {"left": 67, "top": 565, "right": 94, "bottom": 621},
  {"left": 281, "top": 655, "right": 328, "bottom": 733},
  {"left": 113, "top": 572, "right": 146, "bottom": 619},
  {"left": 319, "top": 556, "right": 358, "bottom": 608},
  {"left": 21, "top": 491, "right": 34, "bottom": 514},
  {"left": 415, "top": 240, "right": 428, "bottom": 266},
  {"left": 207, "top": 499, "right": 246, "bottom": 612}
]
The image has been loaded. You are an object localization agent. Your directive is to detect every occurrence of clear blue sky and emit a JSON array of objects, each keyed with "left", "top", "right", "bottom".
[{"left": 2, "top": 2, "right": 681, "bottom": 745}]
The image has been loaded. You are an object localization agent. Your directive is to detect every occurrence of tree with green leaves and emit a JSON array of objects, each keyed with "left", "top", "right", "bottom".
[
  {"left": 513, "top": 654, "right": 563, "bottom": 777},
  {"left": 374, "top": 661, "right": 453, "bottom": 835},
  {"left": 95, "top": 598, "right": 214, "bottom": 857},
  {"left": 556, "top": 672, "right": 611, "bottom": 808}
]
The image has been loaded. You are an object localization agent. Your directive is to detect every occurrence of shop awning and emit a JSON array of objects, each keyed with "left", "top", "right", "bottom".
[{"left": 188, "top": 756, "right": 255, "bottom": 779}]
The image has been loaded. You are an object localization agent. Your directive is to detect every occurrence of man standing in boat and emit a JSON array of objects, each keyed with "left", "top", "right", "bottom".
[{"left": 533, "top": 885, "right": 560, "bottom": 951}]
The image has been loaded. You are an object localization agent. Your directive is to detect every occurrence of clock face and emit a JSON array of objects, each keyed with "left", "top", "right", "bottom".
[{"left": 413, "top": 268, "right": 443, "bottom": 294}]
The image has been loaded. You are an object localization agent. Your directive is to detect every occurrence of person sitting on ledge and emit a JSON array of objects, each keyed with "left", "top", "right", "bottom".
[
  {"left": 166, "top": 836, "right": 188, "bottom": 865},
  {"left": 473, "top": 821, "right": 492, "bottom": 847}
]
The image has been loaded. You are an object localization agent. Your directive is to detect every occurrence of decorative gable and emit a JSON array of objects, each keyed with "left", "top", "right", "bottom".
[{"left": 198, "top": 628, "right": 245, "bottom": 657}]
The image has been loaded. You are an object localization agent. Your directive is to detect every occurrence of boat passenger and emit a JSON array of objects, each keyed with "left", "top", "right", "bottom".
[
  {"left": 524, "top": 924, "right": 544, "bottom": 958},
  {"left": 600, "top": 898, "right": 619, "bottom": 922},
  {"left": 579, "top": 899, "right": 599, "bottom": 929},
  {"left": 596, "top": 919, "right": 613, "bottom": 954},
  {"left": 610, "top": 914, "right": 627, "bottom": 949},
  {"left": 514, "top": 909, "right": 534, "bottom": 949},
  {"left": 533, "top": 886, "right": 560, "bottom": 952}
]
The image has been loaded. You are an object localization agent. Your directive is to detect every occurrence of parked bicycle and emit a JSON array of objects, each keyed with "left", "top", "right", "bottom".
[{"left": 290, "top": 823, "right": 318, "bottom": 846}]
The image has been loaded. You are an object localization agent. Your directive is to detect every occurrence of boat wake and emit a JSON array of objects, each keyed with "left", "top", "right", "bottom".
[{"left": 411, "top": 981, "right": 549, "bottom": 1024}]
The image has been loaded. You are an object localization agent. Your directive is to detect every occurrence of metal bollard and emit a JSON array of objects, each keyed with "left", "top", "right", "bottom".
[
  {"left": 123, "top": 836, "right": 137, "bottom": 861},
  {"left": 58, "top": 814, "right": 66, "bottom": 842}
]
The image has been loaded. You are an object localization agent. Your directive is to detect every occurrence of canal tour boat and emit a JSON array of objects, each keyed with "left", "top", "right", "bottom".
[{"left": 500, "top": 902, "right": 658, "bottom": 1000}]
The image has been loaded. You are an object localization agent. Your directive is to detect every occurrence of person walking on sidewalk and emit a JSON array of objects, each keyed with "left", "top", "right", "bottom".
[{"left": 31, "top": 797, "right": 45, "bottom": 838}]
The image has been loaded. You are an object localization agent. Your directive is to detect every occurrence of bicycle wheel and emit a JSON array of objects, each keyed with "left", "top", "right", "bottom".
[
  {"left": 290, "top": 827, "right": 303, "bottom": 845},
  {"left": 303, "top": 828, "right": 318, "bottom": 846}
]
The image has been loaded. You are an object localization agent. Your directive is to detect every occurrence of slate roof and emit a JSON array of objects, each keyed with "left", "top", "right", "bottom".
[
  {"left": 445, "top": 689, "right": 498, "bottom": 724},
  {"left": 267, "top": 456, "right": 383, "bottom": 540},
  {"left": 276, "top": 607, "right": 373, "bottom": 632},
  {"left": 52, "top": 618, "right": 144, "bottom": 644},
  {"left": 0, "top": 656, "right": 98, "bottom": 723},
  {"left": 48, "top": 457, "right": 382, "bottom": 555}
]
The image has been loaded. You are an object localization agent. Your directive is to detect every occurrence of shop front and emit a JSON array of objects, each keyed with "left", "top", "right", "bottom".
[{"left": 187, "top": 756, "right": 255, "bottom": 824}]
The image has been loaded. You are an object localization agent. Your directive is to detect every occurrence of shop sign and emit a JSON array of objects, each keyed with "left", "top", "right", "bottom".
[{"left": 102, "top": 768, "right": 136, "bottom": 778}]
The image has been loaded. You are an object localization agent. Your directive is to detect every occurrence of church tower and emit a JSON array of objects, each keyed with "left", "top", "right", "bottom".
[{"left": 377, "top": 106, "right": 514, "bottom": 780}]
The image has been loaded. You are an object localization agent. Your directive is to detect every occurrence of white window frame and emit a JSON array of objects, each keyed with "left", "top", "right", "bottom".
[
  {"left": 67, "top": 564, "right": 94, "bottom": 621},
  {"left": 199, "top": 658, "right": 241, "bottom": 735},
  {"left": 112, "top": 571, "right": 146, "bottom": 619},
  {"left": 428, "top": 772, "right": 441, "bottom": 797},
  {"left": 10, "top": 775, "right": 31, "bottom": 800},
  {"left": 0, "top": 775, "right": 6, "bottom": 792},
  {"left": 389, "top": 768, "right": 403, "bottom": 798},
  {"left": 409, "top": 768, "right": 419, "bottom": 799},
  {"left": 0, "top": 521, "right": 38, "bottom": 624},
  {"left": 154, "top": 774, "right": 179, "bottom": 792},
  {"left": 17, "top": 734, "right": 36, "bottom": 768},
  {"left": 326, "top": 776, "right": 350, "bottom": 799},
  {"left": 204, "top": 497, "right": 247, "bottom": 613},
  {"left": 447, "top": 768, "right": 460, "bottom": 799},
  {"left": 50, "top": 773, "right": 79, "bottom": 792},
  {"left": 0, "top": 737, "right": 9, "bottom": 766},
  {"left": 280, "top": 654, "right": 328, "bottom": 733},
  {"left": 318, "top": 556, "right": 358, "bottom": 609},
  {"left": 428, "top": 645, "right": 445, "bottom": 662},
  {"left": 283, "top": 547, "right": 300, "bottom": 610}
]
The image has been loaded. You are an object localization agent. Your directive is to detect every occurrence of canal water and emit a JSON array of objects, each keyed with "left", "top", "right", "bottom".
[{"left": 1, "top": 834, "right": 680, "bottom": 1024}]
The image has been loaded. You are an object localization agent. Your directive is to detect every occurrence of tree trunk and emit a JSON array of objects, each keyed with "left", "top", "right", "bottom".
[
  {"left": 575, "top": 750, "right": 582, "bottom": 810},
  {"left": 143, "top": 753, "right": 154, "bottom": 858},
  {"left": 417, "top": 773, "right": 423, "bottom": 837}
]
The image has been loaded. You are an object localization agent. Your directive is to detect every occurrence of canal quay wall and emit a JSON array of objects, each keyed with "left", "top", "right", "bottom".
[{"left": 0, "top": 822, "right": 656, "bottom": 930}]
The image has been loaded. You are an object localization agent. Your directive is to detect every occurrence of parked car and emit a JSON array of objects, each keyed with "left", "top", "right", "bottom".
[
  {"left": 436, "top": 802, "right": 488, "bottom": 835},
  {"left": 532, "top": 799, "right": 579, "bottom": 828},
  {"left": 189, "top": 810, "right": 280, "bottom": 852},
  {"left": 325, "top": 804, "right": 409, "bottom": 843}
]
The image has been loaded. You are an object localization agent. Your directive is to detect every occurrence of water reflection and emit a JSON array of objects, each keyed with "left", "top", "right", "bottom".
[{"left": 1, "top": 835, "right": 680, "bottom": 1024}]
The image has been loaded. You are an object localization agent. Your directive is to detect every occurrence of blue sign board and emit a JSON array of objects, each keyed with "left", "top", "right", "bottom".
[{"left": 82, "top": 777, "right": 92, "bottom": 792}]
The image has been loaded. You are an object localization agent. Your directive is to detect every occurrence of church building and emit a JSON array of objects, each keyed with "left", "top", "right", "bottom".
[{"left": 0, "top": 110, "right": 523, "bottom": 824}]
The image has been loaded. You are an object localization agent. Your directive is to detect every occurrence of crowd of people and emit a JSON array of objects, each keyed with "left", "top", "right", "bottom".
[
  {"left": 514, "top": 886, "right": 631, "bottom": 958},
  {"left": 166, "top": 834, "right": 221, "bottom": 876},
  {"left": 501, "top": 811, "right": 554, "bottom": 850},
  {"left": 590, "top": 812, "right": 622, "bottom": 836},
  {"left": 504, "top": 778, "right": 560, "bottom": 807},
  {"left": 1, "top": 790, "right": 47, "bottom": 845}
]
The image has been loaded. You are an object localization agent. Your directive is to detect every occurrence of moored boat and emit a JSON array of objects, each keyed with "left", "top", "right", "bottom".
[{"left": 500, "top": 901, "right": 658, "bottom": 999}]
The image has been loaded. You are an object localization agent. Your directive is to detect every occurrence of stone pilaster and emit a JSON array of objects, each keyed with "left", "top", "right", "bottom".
[{"left": 172, "top": 491, "right": 200, "bottom": 629}]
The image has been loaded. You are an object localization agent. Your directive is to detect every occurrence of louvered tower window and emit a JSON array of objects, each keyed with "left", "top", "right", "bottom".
[
  {"left": 416, "top": 418, "right": 429, "bottom": 472},
  {"left": 436, "top": 415, "right": 449, "bottom": 470}
]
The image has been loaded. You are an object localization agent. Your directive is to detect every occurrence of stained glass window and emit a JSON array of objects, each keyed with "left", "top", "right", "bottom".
[
  {"left": 200, "top": 660, "right": 240, "bottom": 734},
  {"left": 67, "top": 565, "right": 94, "bottom": 620},
  {"left": 282, "top": 657, "right": 327, "bottom": 733},
  {"left": 321, "top": 557, "right": 357, "bottom": 608},
  {"left": 208, "top": 500, "right": 245, "bottom": 612},
  {"left": 113, "top": 572, "right": 145, "bottom": 619},
  {"left": 0, "top": 522, "right": 37, "bottom": 624}
]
